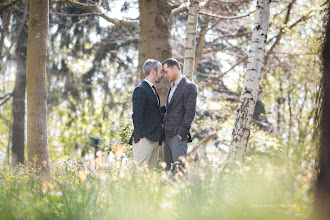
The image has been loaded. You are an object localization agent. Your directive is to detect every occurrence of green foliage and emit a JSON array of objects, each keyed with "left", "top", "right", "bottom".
[
  {"left": 47, "top": 91, "right": 133, "bottom": 160},
  {"left": 0, "top": 158, "right": 312, "bottom": 219}
]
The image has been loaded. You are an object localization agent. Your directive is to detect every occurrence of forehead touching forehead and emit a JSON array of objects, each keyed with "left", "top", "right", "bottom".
[
  {"left": 162, "top": 58, "right": 181, "bottom": 71},
  {"left": 143, "top": 59, "right": 160, "bottom": 76},
  {"left": 157, "top": 63, "right": 163, "bottom": 70}
]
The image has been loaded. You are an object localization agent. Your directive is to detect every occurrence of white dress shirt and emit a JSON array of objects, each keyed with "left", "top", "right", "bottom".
[{"left": 167, "top": 76, "right": 184, "bottom": 104}]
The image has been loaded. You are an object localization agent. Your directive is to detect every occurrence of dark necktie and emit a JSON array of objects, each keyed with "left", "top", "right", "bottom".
[
  {"left": 152, "top": 85, "right": 160, "bottom": 106},
  {"left": 152, "top": 85, "right": 158, "bottom": 96}
]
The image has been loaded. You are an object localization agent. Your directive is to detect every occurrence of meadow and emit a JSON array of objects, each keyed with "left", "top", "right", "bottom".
[{"left": 0, "top": 155, "right": 313, "bottom": 220}]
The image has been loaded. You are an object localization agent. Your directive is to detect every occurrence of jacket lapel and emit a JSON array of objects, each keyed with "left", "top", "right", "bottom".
[
  {"left": 167, "top": 77, "right": 186, "bottom": 108},
  {"left": 142, "top": 81, "right": 159, "bottom": 107}
]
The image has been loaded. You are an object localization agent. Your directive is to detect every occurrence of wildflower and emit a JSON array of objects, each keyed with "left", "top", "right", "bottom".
[
  {"left": 95, "top": 157, "right": 103, "bottom": 164},
  {"left": 42, "top": 182, "right": 48, "bottom": 193},
  {"left": 245, "top": 157, "right": 252, "bottom": 161},
  {"left": 152, "top": 172, "right": 157, "bottom": 180},
  {"left": 96, "top": 150, "right": 103, "bottom": 158},
  {"left": 79, "top": 171, "right": 87, "bottom": 182},
  {"left": 160, "top": 162, "right": 167, "bottom": 169},
  {"left": 49, "top": 183, "right": 54, "bottom": 190},
  {"left": 114, "top": 144, "right": 125, "bottom": 157}
]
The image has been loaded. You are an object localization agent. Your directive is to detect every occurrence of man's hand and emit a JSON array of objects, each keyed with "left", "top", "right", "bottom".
[
  {"left": 178, "top": 134, "right": 182, "bottom": 140},
  {"left": 135, "top": 137, "right": 145, "bottom": 144}
]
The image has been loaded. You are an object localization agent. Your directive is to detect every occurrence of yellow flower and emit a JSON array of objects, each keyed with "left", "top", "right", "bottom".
[
  {"left": 49, "top": 183, "right": 54, "bottom": 190},
  {"left": 79, "top": 171, "right": 87, "bottom": 182},
  {"left": 42, "top": 182, "right": 48, "bottom": 190},
  {"left": 114, "top": 144, "right": 125, "bottom": 157}
]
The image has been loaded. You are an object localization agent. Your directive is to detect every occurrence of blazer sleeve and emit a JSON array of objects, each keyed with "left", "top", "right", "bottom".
[
  {"left": 132, "top": 87, "right": 148, "bottom": 139},
  {"left": 177, "top": 83, "right": 197, "bottom": 138}
]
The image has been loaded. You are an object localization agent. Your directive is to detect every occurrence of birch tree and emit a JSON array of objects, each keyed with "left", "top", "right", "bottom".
[
  {"left": 183, "top": 0, "right": 200, "bottom": 82},
  {"left": 227, "top": 0, "right": 271, "bottom": 162},
  {"left": 26, "top": 0, "right": 50, "bottom": 172}
]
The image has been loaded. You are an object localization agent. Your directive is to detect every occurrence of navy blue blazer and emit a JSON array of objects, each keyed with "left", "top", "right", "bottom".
[{"left": 131, "top": 81, "right": 162, "bottom": 143}]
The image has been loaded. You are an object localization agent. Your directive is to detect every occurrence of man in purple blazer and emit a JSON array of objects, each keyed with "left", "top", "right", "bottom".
[{"left": 161, "top": 58, "right": 197, "bottom": 172}]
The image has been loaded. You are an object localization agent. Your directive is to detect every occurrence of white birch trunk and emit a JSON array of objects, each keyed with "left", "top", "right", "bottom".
[
  {"left": 26, "top": 0, "right": 50, "bottom": 174},
  {"left": 183, "top": 0, "right": 200, "bottom": 82},
  {"left": 227, "top": 0, "right": 271, "bottom": 162}
]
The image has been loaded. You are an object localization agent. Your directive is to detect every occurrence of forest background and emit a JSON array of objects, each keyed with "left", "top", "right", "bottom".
[{"left": 0, "top": 0, "right": 326, "bottom": 219}]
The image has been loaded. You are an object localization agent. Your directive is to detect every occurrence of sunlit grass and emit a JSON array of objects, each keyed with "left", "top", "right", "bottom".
[{"left": 0, "top": 156, "right": 313, "bottom": 220}]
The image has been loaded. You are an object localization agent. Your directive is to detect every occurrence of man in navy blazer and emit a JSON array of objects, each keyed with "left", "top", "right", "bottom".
[
  {"left": 161, "top": 58, "right": 197, "bottom": 172},
  {"left": 131, "top": 59, "right": 164, "bottom": 169}
]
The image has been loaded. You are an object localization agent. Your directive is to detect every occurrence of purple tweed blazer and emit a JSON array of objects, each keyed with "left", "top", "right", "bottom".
[{"left": 163, "top": 76, "right": 197, "bottom": 139}]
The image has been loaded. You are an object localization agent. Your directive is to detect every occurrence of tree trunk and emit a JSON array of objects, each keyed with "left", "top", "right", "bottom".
[
  {"left": 0, "top": 5, "right": 12, "bottom": 61},
  {"left": 26, "top": 0, "right": 50, "bottom": 173},
  {"left": 138, "top": 0, "right": 172, "bottom": 105},
  {"left": 315, "top": 2, "right": 330, "bottom": 219},
  {"left": 227, "top": 0, "right": 270, "bottom": 162},
  {"left": 183, "top": 0, "right": 200, "bottom": 82},
  {"left": 12, "top": 21, "right": 27, "bottom": 165},
  {"left": 194, "top": 19, "right": 209, "bottom": 74}
]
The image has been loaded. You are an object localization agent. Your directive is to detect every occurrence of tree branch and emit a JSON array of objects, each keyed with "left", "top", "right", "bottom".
[
  {"left": 200, "top": 56, "right": 248, "bottom": 90},
  {"left": 168, "top": 3, "right": 189, "bottom": 23},
  {"left": 50, "top": 11, "right": 102, "bottom": 17},
  {"left": 0, "top": 0, "right": 22, "bottom": 14},
  {"left": 199, "top": 9, "right": 255, "bottom": 20},
  {"left": 0, "top": 7, "right": 12, "bottom": 61},
  {"left": 0, "top": 93, "right": 13, "bottom": 107},
  {"left": 3, "top": 0, "right": 28, "bottom": 59},
  {"left": 188, "top": 132, "right": 217, "bottom": 157},
  {"left": 55, "top": 0, "right": 139, "bottom": 29},
  {"left": 263, "top": 0, "right": 296, "bottom": 67}
]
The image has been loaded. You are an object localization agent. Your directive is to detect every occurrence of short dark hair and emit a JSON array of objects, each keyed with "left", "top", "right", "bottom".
[
  {"left": 162, "top": 58, "right": 181, "bottom": 71},
  {"left": 143, "top": 59, "right": 160, "bottom": 77}
]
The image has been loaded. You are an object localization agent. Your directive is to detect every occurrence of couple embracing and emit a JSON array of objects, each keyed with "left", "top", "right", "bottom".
[{"left": 131, "top": 58, "right": 197, "bottom": 172}]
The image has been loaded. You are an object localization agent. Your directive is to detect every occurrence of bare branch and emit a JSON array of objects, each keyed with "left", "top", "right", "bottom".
[
  {"left": 50, "top": 11, "right": 102, "bottom": 17},
  {"left": 0, "top": 93, "right": 13, "bottom": 107},
  {"left": 263, "top": 0, "right": 296, "bottom": 67},
  {"left": 213, "top": 0, "right": 248, "bottom": 3},
  {"left": 263, "top": 0, "right": 325, "bottom": 71},
  {"left": 188, "top": 132, "right": 217, "bottom": 157},
  {"left": 200, "top": 56, "right": 248, "bottom": 90},
  {"left": 199, "top": 9, "right": 255, "bottom": 20},
  {"left": 168, "top": 3, "right": 189, "bottom": 23},
  {"left": 55, "top": 0, "right": 139, "bottom": 29},
  {"left": 3, "top": 0, "right": 28, "bottom": 59},
  {"left": 0, "top": 0, "right": 22, "bottom": 13},
  {"left": 0, "top": 7, "right": 12, "bottom": 61}
]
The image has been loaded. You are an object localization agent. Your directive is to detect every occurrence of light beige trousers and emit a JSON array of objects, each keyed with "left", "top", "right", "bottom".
[{"left": 133, "top": 138, "right": 159, "bottom": 169}]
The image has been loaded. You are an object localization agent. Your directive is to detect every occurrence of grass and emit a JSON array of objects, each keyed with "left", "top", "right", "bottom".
[{"left": 0, "top": 156, "right": 313, "bottom": 220}]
